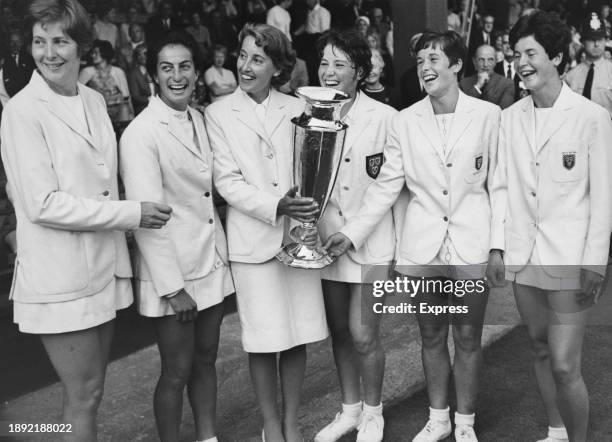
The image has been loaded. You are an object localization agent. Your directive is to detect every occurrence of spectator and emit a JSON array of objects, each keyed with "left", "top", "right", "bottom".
[
  {"left": 399, "top": 32, "right": 427, "bottom": 108},
  {"left": 93, "top": 5, "right": 119, "bottom": 48},
  {"left": 146, "top": 1, "right": 181, "bottom": 42},
  {"left": 116, "top": 23, "right": 146, "bottom": 72},
  {"left": 601, "top": 3, "right": 612, "bottom": 40},
  {"left": 278, "top": 57, "right": 309, "bottom": 95},
  {"left": 355, "top": 15, "right": 370, "bottom": 37},
  {"left": 460, "top": 44, "right": 515, "bottom": 109},
  {"left": 79, "top": 40, "right": 134, "bottom": 127},
  {"left": 330, "top": 0, "right": 359, "bottom": 31},
  {"left": 295, "top": 0, "right": 331, "bottom": 36},
  {"left": 566, "top": 13, "right": 612, "bottom": 118},
  {"left": 267, "top": 0, "right": 293, "bottom": 42},
  {"left": 493, "top": 30, "right": 504, "bottom": 62},
  {"left": 366, "top": 30, "right": 393, "bottom": 86},
  {"left": 208, "top": 9, "right": 238, "bottom": 52},
  {"left": 201, "top": 0, "right": 218, "bottom": 16},
  {"left": 204, "top": 45, "right": 237, "bottom": 102},
  {"left": 185, "top": 11, "right": 212, "bottom": 64},
  {"left": 245, "top": 0, "right": 268, "bottom": 24},
  {"left": 190, "top": 75, "right": 208, "bottom": 114},
  {"left": 119, "top": 5, "right": 141, "bottom": 47},
  {"left": 494, "top": 30, "right": 528, "bottom": 102},
  {"left": 219, "top": 0, "right": 239, "bottom": 27},
  {"left": 362, "top": 50, "right": 392, "bottom": 105},
  {"left": 141, "top": 0, "right": 159, "bottom": 15},
  {"left": 469, "top": 13, "right": 494, "bottom": 54},
  {"left": 0, "top": 30, "right": 36, "bottom": 107},
  {"left": 128, "top": 44, "right": 155, "bottom": 115},
  {"left": 447, "top": 0, "right": 462, "bottom": 34}
]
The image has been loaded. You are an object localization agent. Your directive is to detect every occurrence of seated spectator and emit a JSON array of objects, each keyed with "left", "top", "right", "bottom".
[
  {"left": 399, "top": 32, "right": 427, "bottom": 108},
  {"left": 128, "top": 44, "right": 155, "bottom": 115},
  {"left": 209, "top": 9, "right": 238, "bottom": 52},
  {"left": 368, "top": 7, "right": 390, "bottom": 50},
  {"left": 362, "top": 50, "right": 393, "bottom": 106},
  {"left": 246, "top": 0, "right": 268, "bottom": 24},
  {"left": 93, "top": 5, "right": 119, "bottom": 48},
  {"left": 355, "top": 16, "right": 370, "bottom": 37},
  {"left": 79, "top": 40, "right": 134, "bottom": 126},
  {"left": 201, "top": 0, "right": 218, "bottom": 16},
  {"left": 116, "top": 23, "right": 147, "bottom": 71},
  {"left": 278, "top": 57, "right": 309, "bottom": 95},
  {"left": 146, "top": 1, "right": 181, "bottom": 42},
  {"left": 119, "top": 5, "right": 141, "bottom": 47},
  {"left": 493, "top": 30, "right": 504, "bottom": 62},
  {"left": 204, "top": 45, "right": 237, "bottom": 102},
  {"left": 185, "top": 11, "right": 212, "bottom": 64}
]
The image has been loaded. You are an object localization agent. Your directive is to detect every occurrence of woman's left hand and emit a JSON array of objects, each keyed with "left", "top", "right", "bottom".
[{"left": 578, "top": 268, "right": 605, "bottom": 305}]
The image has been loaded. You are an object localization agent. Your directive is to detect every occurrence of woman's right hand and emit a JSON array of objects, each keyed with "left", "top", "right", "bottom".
[
  {"left": 486, "top": 249, "right": 506, "bottom": 287},
  {"left": 139, "top": 202, "right": 173, "bottom": 229},
  {"left": 277, "top": 186, "right": 319, "bottom": 223},
  {"left": 167, "top": 289, "right": 198, "bottom": 323}
]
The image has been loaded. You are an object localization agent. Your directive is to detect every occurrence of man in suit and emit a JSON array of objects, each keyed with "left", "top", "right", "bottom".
[
  {"left": 399, "top": 33, "right": 427, "bottom": 109},
  {"left": 0, "top": 30, "right": 35, "bottom": 107},
  {"left": 465, "top": 14, "right": 495, "bottom": 75},
  {"left": 494, "top": 30, "right": 528, "bottom": 102},
  {"left": 460, "top": 44, "right": 515, "bottom": 109},
  {"left": 145, "top": 1, "right": 181, "bottom": 43}
]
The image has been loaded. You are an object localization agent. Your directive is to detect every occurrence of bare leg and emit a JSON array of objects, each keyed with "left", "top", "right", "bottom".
[
  {"left": 349, "top": 283, "right": 384, "bottom": 406},
  {"left": 152, "top": 316, "right": 195, "bottom": 442},
  {"left": 322, "top": 280, "right": 361, "bottom": 405},
  {"left": 40, "top": 320, "right": 115, "bottom": 442},
  {"left": 249, "top": 352, "right": 284, "bottom": 441},
  {"left": 280, "top": 345, "right": 306, "bottom": 442},
  {"left": 188, "top": 302, "right": 225, "bottom": 441}
]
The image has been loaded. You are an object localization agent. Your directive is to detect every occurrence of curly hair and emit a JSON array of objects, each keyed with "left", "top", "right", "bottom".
[
  {"left": 91, "top": 39, "right": 115, "bottom": 63},
  {"left": 316, "top": 29, "right": 372, "bottom": 87},
  {"left": 414, "top": 30, "right": 467, "bottom": 75},
  {"left": 238, "top": 23, "right": 296, "bottom": 87},
  {"left": 510, "top": 10, "right": 571, "bottom": 74},
  {"left": 146, "top": 30, "right": 200, "bottom": 79}
]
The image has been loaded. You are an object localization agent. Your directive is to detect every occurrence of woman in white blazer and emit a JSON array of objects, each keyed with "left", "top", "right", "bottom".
[
  {"left": 325, "top": 31, "right": 500, "bottom": 442},
  {"left": 487, "top": 12, "right": 612, "bottom": 442},
  {"left": 313, "top": 30, "right": 398, "bottom": 442},
  {"left": 205, "top": 24, "right": 328, "bottom": 441},
  {"left": 0, "top": 1, "right": 171, "bottom": 439},
  {"left": 119, "top": 32, "right": 234, "bottom": 442}
]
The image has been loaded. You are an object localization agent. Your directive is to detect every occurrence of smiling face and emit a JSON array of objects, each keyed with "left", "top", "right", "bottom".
[
  {"left": 31, "top": 21, "right": 81, "bottom": 96},
  {"left": 237, "top": 35, "right": 279, "bottom": 103},
  {"left": 513, "top": 35, "right": 561, "bottom": 93},
  {"left": 155, "top": 44, "right": 196, "bottom": 111},
  {"left": 416, "top": 44, "right": 461, "bottom": 98},
  {"left": 318, "top": 44, "right": 360, "bottom": 98}
]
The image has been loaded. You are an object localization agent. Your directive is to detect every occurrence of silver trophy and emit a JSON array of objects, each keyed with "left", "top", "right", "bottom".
[{"left": 276, "top": 86, "right": 350, "bottom": 269}]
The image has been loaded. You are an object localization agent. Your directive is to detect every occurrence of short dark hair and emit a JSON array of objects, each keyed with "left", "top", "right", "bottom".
[
  {"left": 92, "top": 39, "right": 115, "bottom": 62},
  {"left": 238, "top": 23, "right": 296, "bottom": 87},
  {"left": 25, "top": 0, "right": 93, "bottom": 55},
  {"left": 213, "top": 44, "right": 228, "bottom": 56},
  {"left": 414, "top": 30, "right": 467, "bottom": 75},
  {"left": 316, "top": 29, "right": 372, "bottom": 87},
  {"left": 146, "top": 30, "right": 200, "bottom": 78},
  {"left": 509, "top": 10, "right": 571, "bottom": 74}
]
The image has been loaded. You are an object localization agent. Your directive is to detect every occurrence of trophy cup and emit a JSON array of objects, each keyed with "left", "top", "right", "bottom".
[{"left": 276, "top": 86, "right": 350, "bottom": 269}]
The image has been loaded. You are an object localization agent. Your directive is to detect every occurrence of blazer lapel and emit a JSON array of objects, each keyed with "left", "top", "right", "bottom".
[
  {"left": 265, "top": 89, "right": 289, "bottom": 138},
  {"left": 520, "top": 96, "right": 536, "bottom": 153},
  {"left": 445, "top": 92, "right": 474, "bottom": 157},
  {"left": 342, "top": 93, "right": 371, "bottom": 157},
  {"left": 232, "top": 89, "right": 272, "bottom": 146},
  {"left": 416, "top": 97, "right": 445, "bottom": 162},
  {"left": 536, "top": 84, "right": 571, "bottom": 153}
]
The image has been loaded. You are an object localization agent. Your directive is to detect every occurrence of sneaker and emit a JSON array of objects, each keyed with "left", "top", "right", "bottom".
[
  {"left": 412, "top": 419, "right": 452, "bottom": 442},
  {"left": 314, "top": 411, "right": 361, "bottom": 442},
  {"left": 356, "top": 413, "right": 384, "bottom": 442},
  {"left": 455, "top": 425, "right": 478, "bottom": 442}
]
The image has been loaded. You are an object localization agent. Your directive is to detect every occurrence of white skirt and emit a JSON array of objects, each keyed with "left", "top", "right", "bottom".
[
  {"left": 13, "top": 277, "right": 133, "bottom": 334},
  {"left": 322, "top": 252, "right": 392, "bottom": 284},
  {"left": 135, "top": 264, "right": 234, "bottom": 317},
  {"left": 231, "top": 259, "right": 328, "bottom": 352}
]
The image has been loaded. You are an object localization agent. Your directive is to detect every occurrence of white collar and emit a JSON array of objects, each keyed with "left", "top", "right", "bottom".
[
  {"left": 244, "top": 89, "right": 271, "bottom": 110},
  {"left": 155, "top": 95, "right": 189, "bottom": 121}
]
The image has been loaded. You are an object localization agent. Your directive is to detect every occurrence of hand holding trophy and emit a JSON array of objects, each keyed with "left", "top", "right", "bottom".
[{"left": 276, "top": 86, "right": 350, "bottom": 269}]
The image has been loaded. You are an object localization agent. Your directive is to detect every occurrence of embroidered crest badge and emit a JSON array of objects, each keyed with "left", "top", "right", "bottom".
[
  {"left": 475, "top": 155, "right": 483, "bottom": 171},
  {"left": 366, "top": 153, "right": 384, "bottom": 179},
  {"left": 562, "top": 152, "right": 576, "bottom": 170}
]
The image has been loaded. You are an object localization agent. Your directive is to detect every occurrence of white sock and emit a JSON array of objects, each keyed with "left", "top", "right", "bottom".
[
  {"left": 195, "top": 437, "right": 218, "bottom": 442},
  {"left": 429, "top": 406, "right": 450, "bottom": 422},
  {"left": 455, "top": 412, "right": 475, "bottom": 427},
  {"left": 342, "top": 401, "right": 363, "bottom": 417},
  {"left": 548, "top": 426, "right": 568, "bottom": 440},
  {"left": 363, "top": 402, "right": 383, "bottom": 416}
]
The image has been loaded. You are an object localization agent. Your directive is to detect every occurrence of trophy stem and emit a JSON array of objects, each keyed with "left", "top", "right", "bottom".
[{"left": 276, "top": 223, "right": 335, "bottom": 269}]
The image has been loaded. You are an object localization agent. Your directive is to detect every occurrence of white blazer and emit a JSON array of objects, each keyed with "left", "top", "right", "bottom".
[
  {"left": 0, "top": 71, "right": 141, "bottom": 303},
  {"left": 318, "top": 92, "right": 400, "bottom": 264},
  {"left": 490, "top": 84, "right": 612, "bottom": 275},
  {"left": 205, "top": 88, "right": 303, "bottom": 263},
  {"left": 119, "top": 96, "right": 229, "bottom": 296},
  {"left": 342, "top": 91, "right": 500, "bottom": 265}
]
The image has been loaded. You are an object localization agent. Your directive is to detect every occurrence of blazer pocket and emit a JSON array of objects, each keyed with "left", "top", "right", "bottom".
[
  {"left": 551, "top": 142, "right": 586, "bottom": 182},
  {"left": 465, "top": 150, "right": 487, "bottom": 183}
]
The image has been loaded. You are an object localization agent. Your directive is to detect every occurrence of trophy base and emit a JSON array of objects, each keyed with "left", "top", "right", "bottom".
[{"left": 276, "top": 243, "right": 335, "bottom": 269}]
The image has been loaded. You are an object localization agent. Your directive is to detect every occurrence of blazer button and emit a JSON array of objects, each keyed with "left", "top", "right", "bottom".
[
  {"left": 272, "top": 181, "right": 278, "bottom": 187},
  {"left": 344, "top": 158, "right": 351, "bottom": 163},
  {"left": 338, "top": 210, "right": 343, "bottom": 216},
  {"left": 446, "top": 162, "right": 453, "bottom": 168},
  {"left": 102, "top": 190, "right": 109, "bottom": 196},
  {"left": 530, "top": 191, "right": 536, "bottom": 197},
  {"left": 342, "top": 186, "right": 349, "bottom": 191},
  {"left": 204, "top": 192, "right": 211, "bottom": 197},
  {"left": 443, "top": 216, "right": 449, "bottom": 222},
  {"left": 208, "top": 219, "right": 214, "bottom": 224},
  {"left": 266, "top": 152, "right": 274, "bottom": 159},
  {"left": 442, "top": 190, "right": 448, "bottom": 195}
]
